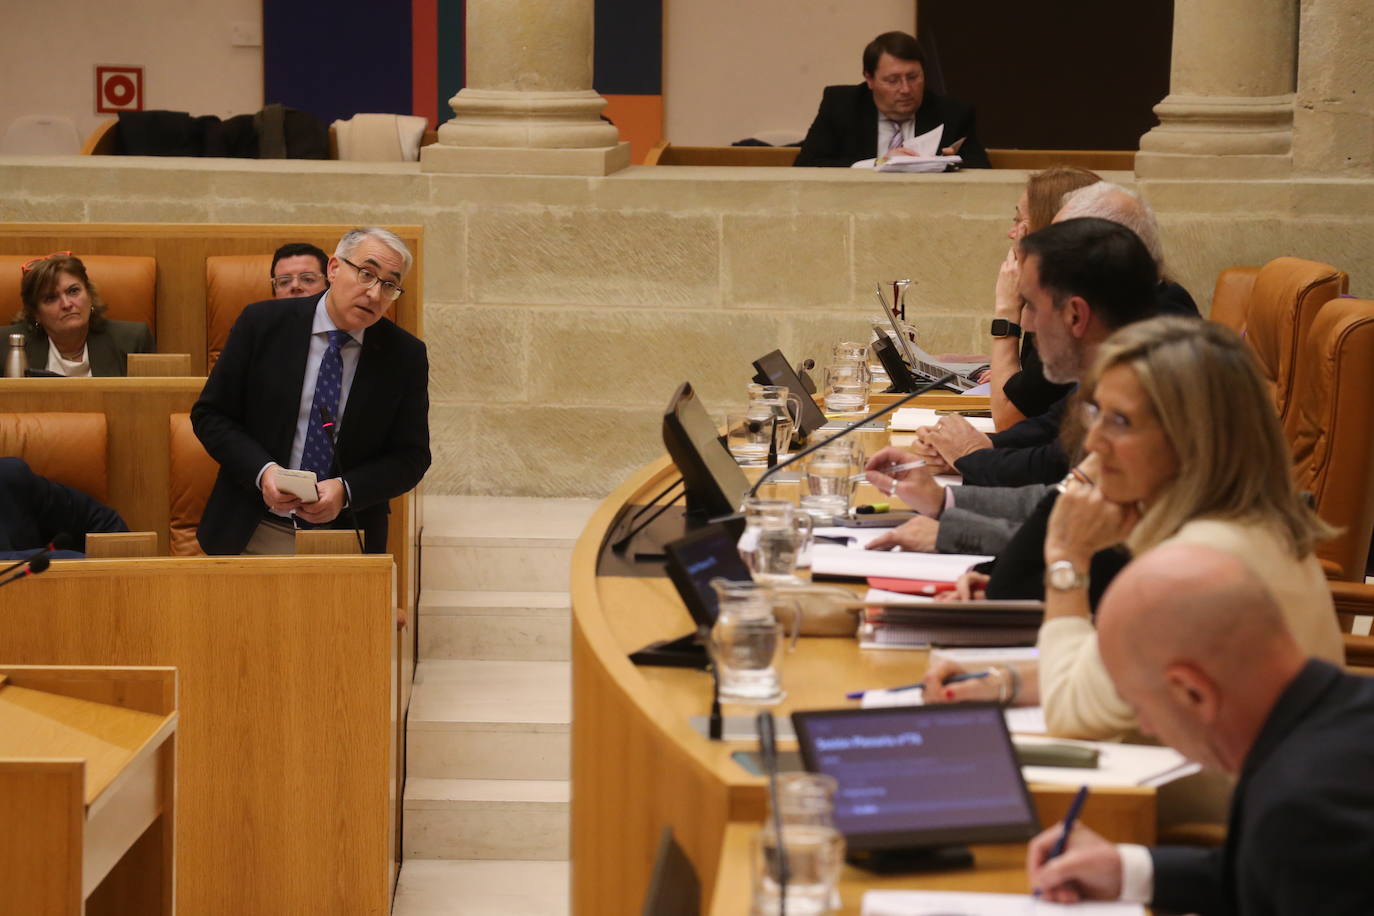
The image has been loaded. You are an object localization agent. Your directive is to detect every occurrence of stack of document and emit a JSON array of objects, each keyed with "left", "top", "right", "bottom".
[
  {"left": 810, "top": 545, "right": 991, "bottom": 581},
  {"left": 850, "top": 124, "right": 964, "bottom": 173},
  {"left": 857, "top": 587, "right": 1041, "bottom": 649},
  {"left": 863, "top": 890, "right": 1144, "bottom": 915},
  {"left": 890, "top": 407, "right": 997, "bottom": 433}
]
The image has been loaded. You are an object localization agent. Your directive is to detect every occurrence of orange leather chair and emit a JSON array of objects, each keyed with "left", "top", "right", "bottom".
[
  {"left": 1208, "top": 265, "right": 1260, "bottom": 333},
  {"left": 1287, "top": 298, "right": 1374, "bottom": 582},
  {"left": 169, "top": 413, "right": 217, "bottom": 556},
  {"left": 0, "top": 254, "right": 156, "bottom": 333},
  {"left": 0, "top": 412, "right": 108, "bottom": 501},
  {"left": 205, "top": 255, "right": 273, "bottom": 370},
  {"left": 1236, "top": 257, "right": 1347, "bottom": 438}
]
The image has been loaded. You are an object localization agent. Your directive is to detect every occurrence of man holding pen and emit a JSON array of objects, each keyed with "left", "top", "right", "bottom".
[{"left": 1025, "top": 544, "right": 1374, "bottom": 912}]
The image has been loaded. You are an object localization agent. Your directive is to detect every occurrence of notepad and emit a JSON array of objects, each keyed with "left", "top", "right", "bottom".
[
  {"left": 810, "top": 544, "right": 991, "bottom": 581},
  {"left": 890, "top": 407, "right": 997, "bottom": 433}
]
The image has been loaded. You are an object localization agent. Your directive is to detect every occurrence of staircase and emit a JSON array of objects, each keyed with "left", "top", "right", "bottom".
[{"left": 393, "top": 496, "right": 599, "bottom": 915}]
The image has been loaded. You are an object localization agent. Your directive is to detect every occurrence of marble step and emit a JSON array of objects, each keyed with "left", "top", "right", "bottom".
[
  {"left": 419, "top": 590, "right": 571, "bottom": 662},
  {"left": 407, "top": 659, "right": 570, "bottom": 780},
  {"left": 403, "top": 777, "right": 569, "bottom": 861},
  {"left": 392, "top": 859, "right": 569, "bottom": 916},
  {"left": 421, "top": 496, "right": 599, "bottom": 593}
]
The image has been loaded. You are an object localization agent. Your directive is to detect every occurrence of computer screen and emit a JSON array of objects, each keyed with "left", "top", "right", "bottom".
[
  {"left": 662, "top": 381, "right": 751, "bottom": 520},
  {"left": 751, "top": 349, "right": 829, "bottom": 438},
  {"left": 792, "top": 704, "right": 1039, "bottom": 851},
  {"left": 664, "top": 522, "right": 753, "bottom": 627}
]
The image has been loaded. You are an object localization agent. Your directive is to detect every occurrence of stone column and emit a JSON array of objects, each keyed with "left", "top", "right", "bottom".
[
  {"left": 1136, "top": 0, "right": 1298, "bottom": 178},
  {"left": 421, "top": 0, "right": 630, "bottom": 176},
  {"left": 1293, "top": 0, "right": 1374, "bottom": 176}
]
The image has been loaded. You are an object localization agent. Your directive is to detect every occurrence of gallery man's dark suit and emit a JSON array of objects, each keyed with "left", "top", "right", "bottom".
[
  {"left": 0, "top": 457, "right": 127, "bottom": 558},
  {"left": 794, "top": 83, "right": 990, "bottom": 168},
  {"left": 191, "top": 294, "right": 430, "bottom": 555},
  {"left": 1149, "top": 660, "right": 1374, "bottom": 915}
]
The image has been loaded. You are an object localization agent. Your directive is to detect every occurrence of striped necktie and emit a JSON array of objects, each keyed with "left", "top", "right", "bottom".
[{"left": 886, "top": 120, "right": 905, "bottom": 153}]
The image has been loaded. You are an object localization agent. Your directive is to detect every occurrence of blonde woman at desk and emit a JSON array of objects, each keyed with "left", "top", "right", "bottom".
[{"left": 920, "top": 317, "right": 1343, "bottom": 740}]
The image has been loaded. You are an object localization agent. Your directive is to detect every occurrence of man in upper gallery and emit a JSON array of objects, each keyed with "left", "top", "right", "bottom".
[
  {"left": 270, "top": 242, "right": 330, "bottom": 300},
  {"left": 793, "top": 30, "right": 991, "bottom": 169}
]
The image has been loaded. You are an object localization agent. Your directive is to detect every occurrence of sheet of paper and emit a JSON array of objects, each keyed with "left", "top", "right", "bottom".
[
  {"left": 930, "top": 646, "right": 1041, "bottom": 665},
  {"left": 862, "top": 889, "right": 1144, "bottom": 916},
  {"left": 1016, "top": 735, "right": 1201, "bottom": 787},
  {"left": 863, "top": 588, "right": 1042, "bottom": 611},
  {"left": 856, "top": 689, "right": 1045, "bottom": 736},
  {"left": 891, "top": 407, "right": 996, "bottom": 433},
  {"left": 811, "top": 544, "right": 991, "bottom": 581},
  {"left": 1003, "top": 706, "right": 1048, "bottom": 734}
]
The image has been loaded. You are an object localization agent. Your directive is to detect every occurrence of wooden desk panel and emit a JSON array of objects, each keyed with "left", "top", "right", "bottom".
[
  {"left": 572, "top": 455, "right": 1155, "bottom": 915},
  {"left": 0, "top": 558, "right": 395, "bottom": 916}
]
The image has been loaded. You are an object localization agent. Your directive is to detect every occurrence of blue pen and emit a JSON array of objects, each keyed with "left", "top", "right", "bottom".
[
  {"left": 845, "top": 670, "right": 990, "bottom": 700},
  {"left": 1046, "top": 785, "right": 1091, "bottom": 862}
]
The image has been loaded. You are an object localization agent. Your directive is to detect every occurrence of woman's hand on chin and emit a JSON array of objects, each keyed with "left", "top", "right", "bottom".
[{"left": 1044, "top": 474, "right": 1139, "bottom": 567}]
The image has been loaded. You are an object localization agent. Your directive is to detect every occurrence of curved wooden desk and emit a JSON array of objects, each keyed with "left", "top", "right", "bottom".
[{"left": 572, "top": 452, "right": 1156, "bottom": 915}]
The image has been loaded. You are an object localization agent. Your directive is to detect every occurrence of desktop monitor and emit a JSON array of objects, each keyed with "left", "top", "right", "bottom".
[
  {"left": 792, "top": 704, "right": 1039, "bottom": 862},
  {"left": 662, "top": 381, "right": 750, "bottom": 521},
  {"left": 751, "top": 349, "right": 830, "bottom": 439}
]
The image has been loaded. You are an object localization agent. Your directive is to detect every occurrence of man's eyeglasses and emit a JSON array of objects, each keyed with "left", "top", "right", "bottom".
[
  {"left": 270, "top": 272, "right": 324, "bottom": 290},
  {"left": 340, "top": 257, "right": 404, "bottom": 301}
]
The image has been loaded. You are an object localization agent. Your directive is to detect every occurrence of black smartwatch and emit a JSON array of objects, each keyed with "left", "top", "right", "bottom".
[{"left": 990, "top": 318, "right": 1022, "bottom": 339}]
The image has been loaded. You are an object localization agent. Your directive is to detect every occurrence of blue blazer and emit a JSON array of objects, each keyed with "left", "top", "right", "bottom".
[{"left": 191, "top": 295, "right": 430, "bottom": 554}]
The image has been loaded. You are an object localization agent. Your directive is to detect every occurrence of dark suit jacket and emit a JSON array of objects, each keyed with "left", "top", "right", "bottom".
[
  {"left": 794, "top": 83, "right": 990, "bottom": 169},
  {"left": 0, "top": 457, "right": 127, "bottom": 557},
  {"left": 1151, "top": 660, "right": 1374, "bottom": 916},
  {"left": 953, "top": 391, "right": 1073, "bottom": 487},
  {"left": 191, "top": 295, "right": 430, "bottom": 554},
  {"left": 3, "top": 319, "right": 155, "bottom": 377}
]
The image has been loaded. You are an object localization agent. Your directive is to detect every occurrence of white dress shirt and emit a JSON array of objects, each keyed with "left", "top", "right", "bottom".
[
  {"left": 46, "top": 337, "right": 91, "bottom": 377},
  {"left": 877, "top": 116, "right": 916, "bottom": 155}
]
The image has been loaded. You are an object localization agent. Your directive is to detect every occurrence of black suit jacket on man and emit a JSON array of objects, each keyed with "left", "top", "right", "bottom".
[
  {"left": 0, "top": 457, "right": 127, "bottom": 557},
  {"left": 1150, "top": 660, "right": 1374, "bottom": 916},
  {"left": 191, "top": 295, "right": 430, "bottom": 554},
  {"left": 794, "top": 83, "right": 990, "bottom": 169}
]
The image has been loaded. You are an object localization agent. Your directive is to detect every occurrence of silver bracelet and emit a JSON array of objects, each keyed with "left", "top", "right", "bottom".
[{"left": 1002, "top": 664, "right": 1022, "bottom": 705}]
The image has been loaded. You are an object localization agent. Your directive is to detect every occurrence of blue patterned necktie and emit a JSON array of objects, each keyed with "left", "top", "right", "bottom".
[{"left": 301, "top": 329, "right": 350, "bottom": 480}]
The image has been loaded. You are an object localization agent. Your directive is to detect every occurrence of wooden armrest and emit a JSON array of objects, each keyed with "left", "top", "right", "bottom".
[
  {"left": 127, "top": 353, "right": 194, "bottom": 377},
  {"left": 294, "top": 529, "right": 363, "bottom": 555},
  {"left": 1329, "top": 580, "right": 1374, "bottom": 615},
  {"left": 86, "top": 531, "right": 159, "bottom": 558},
  {"left": 1321, "top": 558, "right": 1346, "bottom": 578},
  {"left": 1345, "top": 634, "right": 1374, "bottom": 669}
]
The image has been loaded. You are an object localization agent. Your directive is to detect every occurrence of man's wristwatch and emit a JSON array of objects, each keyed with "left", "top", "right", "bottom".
[
  {"left": 990, "top": 318, "right": 1022, "bottom": 339},
  {"left": 1044, "top": 559, "right": 1089, "bottom": 591}
]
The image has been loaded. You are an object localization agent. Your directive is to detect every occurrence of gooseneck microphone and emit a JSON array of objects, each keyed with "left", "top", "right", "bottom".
[
  {"left": 0, "top": 553, "right": 51, "bottom": 589},
  {"left": 318, "top": 406, "right": 365, "bottom": 553},
  {"left": 757, "top": 711, "right": 789, "bottom": 915},
  {"left": 0, "top": 533, "right": 73, "bottom": 578},
  {"left": 743, "top": 373, "right": 956, "bottom": 502}
]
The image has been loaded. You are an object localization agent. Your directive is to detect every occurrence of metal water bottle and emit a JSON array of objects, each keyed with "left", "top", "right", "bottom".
[{"left": 3, "top": 333, "right": 25, "bottom": 378}]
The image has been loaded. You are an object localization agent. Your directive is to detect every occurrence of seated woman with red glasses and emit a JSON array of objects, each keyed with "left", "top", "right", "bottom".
[{"left": 6, "top": 253, "right": 155, "bottom": 377}]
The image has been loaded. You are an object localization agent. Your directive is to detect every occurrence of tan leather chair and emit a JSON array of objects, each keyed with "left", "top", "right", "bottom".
[
  {"left": 169, "top": 413, "right": 217, "bottom": 557},
  {"left": 0, "top": 412, "right": 108, "bottom": 501},
  {"left": 1287, "top": 298, "right": 1374, "bottom": 582},
  {"left": 1239, "top": 257, "right": 1347, "bottom": 437},
  {"left": 205, "top": 255, "right": 273, "bottom": 370},
  {"left": 1208, "top": 265, "right": 1261, "bottom": 332},
  {"left": 0, "top": 254, "right": 156, "bottom": 333}
]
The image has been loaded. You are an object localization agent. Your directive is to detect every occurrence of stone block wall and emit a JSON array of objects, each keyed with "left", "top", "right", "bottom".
[{"left": 3, "top": 156, "right": 1373, "bottom": 498}]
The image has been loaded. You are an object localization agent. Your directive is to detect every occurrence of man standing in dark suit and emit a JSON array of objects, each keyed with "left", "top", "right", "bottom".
[
  {"left": 794, "top": 31, "right": 990, "bottom": 169},
  {"left": 1027, "top": 544, "right": 1374, "bottom": 914},
  {"left": 192, "top": 227, "right": 430, "bottom": 555}
]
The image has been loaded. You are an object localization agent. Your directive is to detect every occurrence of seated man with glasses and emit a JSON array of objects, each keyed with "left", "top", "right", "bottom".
[
  {"left": 193, "top": 227, "right": 431, "bottom": 555},
  {"left": 270, "top": 242, "right": 330, "bottom": 299}
]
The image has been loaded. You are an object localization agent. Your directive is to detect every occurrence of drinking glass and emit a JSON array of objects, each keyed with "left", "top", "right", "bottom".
[
  {"left": 823, "top": 363, "right": 869, "bottom": 414},
  {"left": 726, "top": 413, "right": 774, "bottom": 467},
  {"left": 751, "top": 773, "right": 845, "bottom": 915},
  {"left": 805, "top": 443, "right": 861, "bottom": 510}
]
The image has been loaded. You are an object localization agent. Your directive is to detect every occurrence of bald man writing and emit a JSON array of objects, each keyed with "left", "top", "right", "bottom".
[{"left": 1027, "top": 544, "right": 1374, "bottom": 914}]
